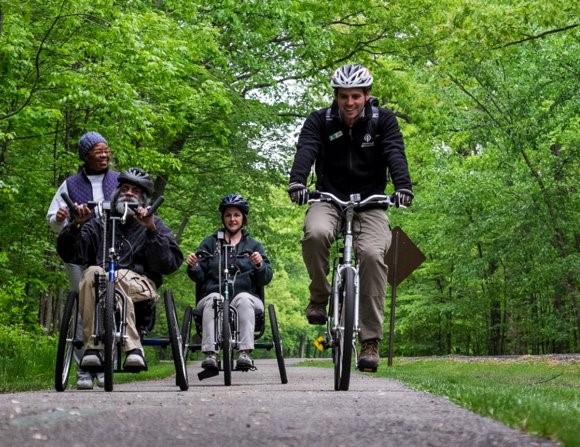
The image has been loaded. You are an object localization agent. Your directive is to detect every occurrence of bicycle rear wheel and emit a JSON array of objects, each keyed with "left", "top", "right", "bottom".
[
  {"left": 180, "top": 306, "right": 193, "bottom": 363},
  {"left": 221, "top": 303, "right": 232, "bottom": 386},
  {"left": 164, "top": 290, "right": 188, "bottom": 391},
  {"left": 55, "top": 291, "right": 79, "bottom": 391},
  {"left": 334, "top": 268, "right": 355, "bottom": 391},
  {"left": 268, "top": 304, "right": 288, "bottom": 384},
  {"left": 103, "top": 281, "right": 116, "bottom": 392}
]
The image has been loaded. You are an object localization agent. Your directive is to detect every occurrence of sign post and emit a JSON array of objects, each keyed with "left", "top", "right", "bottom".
[{"left": 385, "top": 227, "right": 425, "bottom": 366}]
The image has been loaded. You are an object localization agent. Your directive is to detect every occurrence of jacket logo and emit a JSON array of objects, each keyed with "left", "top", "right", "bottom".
[{"left": 364, "top": 133, "right": 372, "bottom": 143}]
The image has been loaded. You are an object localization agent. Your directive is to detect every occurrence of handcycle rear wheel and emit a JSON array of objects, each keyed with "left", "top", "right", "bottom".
[
  {"left": 164, "top": 290, "right": 189, "bottom": 391},
  {"left": 180, "top": 306, "right": 193, "bottom": 363},
  {"left": 55, "top": 291, "right": 79, "bottom": 391},
  {"left": 221, "top": 302, "right": 232, "bottom": 386},
  {"left": 334, "top": 268, "right": 355, "bottom": 391},
  {"left": 268, "top": 304, "right": 288, "bottom": 384},
  {"left": 103, "top": 281, "right": 116, "bottom": 392}
]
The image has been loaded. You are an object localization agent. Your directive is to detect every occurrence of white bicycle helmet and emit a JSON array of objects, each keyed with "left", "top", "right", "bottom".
[{"left": 330, "top": 64, "right": 373, "bottom": 88}]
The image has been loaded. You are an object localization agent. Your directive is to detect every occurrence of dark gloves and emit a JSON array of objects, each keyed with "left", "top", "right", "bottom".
[
  {"left": 288, "top": 182, "right": 309, "bottom": 205},
  {"left": 394, "top": 188, "right": 414, "bottom": 208}
]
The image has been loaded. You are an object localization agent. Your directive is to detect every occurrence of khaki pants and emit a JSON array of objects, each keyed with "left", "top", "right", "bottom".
[
  {"left": 302, "top": 202, "right": 392, "bottom": 341},
  {"left": 79, "top": 266, "right": 159, "bottom": 353}
]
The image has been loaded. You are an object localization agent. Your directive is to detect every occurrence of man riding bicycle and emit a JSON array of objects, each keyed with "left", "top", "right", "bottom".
[
  {"left": 56, "top": 167, "right": 183, "bottom": 370},
  {"left": 288, "top": 64, "right": 414, "bottom": 371}
]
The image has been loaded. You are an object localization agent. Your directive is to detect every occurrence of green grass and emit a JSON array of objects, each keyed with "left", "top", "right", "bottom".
[
  {"left": 0, "top": 326, "right": 178, "bottom": 392},
  {"left": 303, "top": 357, "right": 580, "bottom": 447}
]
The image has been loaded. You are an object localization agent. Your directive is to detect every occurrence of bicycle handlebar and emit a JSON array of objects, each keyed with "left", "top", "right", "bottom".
[
  {"left": 308, "top": 190, "right": 395, "bottom": 208},
  {"left": 61, "top": 192, "right": 164, "bottom": 218}
]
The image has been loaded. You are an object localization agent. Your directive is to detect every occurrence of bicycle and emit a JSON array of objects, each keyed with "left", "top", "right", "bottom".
[
  {"left": 54, "top": 192, "right": 188, "bottom": 392},
  {"left": 308, "top": 190, "right": 395, "bottom": 391},
  {"left": 181, "top": 233, "right": 287, "bottom": 386}
]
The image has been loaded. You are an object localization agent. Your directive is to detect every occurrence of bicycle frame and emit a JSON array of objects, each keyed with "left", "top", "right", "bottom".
[{"left": 308, "top": 191, "right": 394, "bottom": 390}]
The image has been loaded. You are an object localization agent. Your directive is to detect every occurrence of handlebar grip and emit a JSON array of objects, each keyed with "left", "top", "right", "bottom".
[
  {"left": 60, "top": 192, "right": 76, "bottom": 217},
  {"left": 145, "top": 195, "right": 164, "bottom": 217},
  {"left": 308, "top": 190, "right": 321, "bottom": 199}
]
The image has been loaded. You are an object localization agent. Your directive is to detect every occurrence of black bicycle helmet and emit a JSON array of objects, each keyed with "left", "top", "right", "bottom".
[
  {"left": 330, "top": 64, "right": 373, "bottom": 89},
  {"left": 118, "top": 167, "right": 154, "bottom": 196},
  {"left": 218, "top": 194, "right": 249, "bottom": 215}
]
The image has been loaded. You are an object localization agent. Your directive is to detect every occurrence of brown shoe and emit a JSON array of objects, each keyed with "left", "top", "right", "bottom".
[
  {"left": 358, "top": 339, "right": 379, "bottom": 371},
  {"left": 305, "top": 302, "right": 327, "bottom": 325}
]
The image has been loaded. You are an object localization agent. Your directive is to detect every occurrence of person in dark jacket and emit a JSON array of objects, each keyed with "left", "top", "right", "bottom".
[
  {"left": 186, "top": 194, "right": 273, "bottom": 370},
  {"left": 287, "top": 64, "right": 414, "bottom": 371},
  {"left": 46, "top": 130, "right": 119, "bottom": 389},
  {"left": 57, "top": 167, "right": 183, "bottom": 370}
]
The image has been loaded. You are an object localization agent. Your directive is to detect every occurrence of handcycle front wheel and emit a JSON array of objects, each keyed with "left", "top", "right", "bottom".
[
  {"left": 180, "top": 305, "right": 193, "bottom": 363},
  {"left": 334, "top": 267, "right": 355, "bottom": 391},
  {"left": 164, "top": 290, "right": 189, "bottom": 391},
  {"left": 221, "top": 302, "right": 232, "bottom": 386},
  {"left": 55, "top": 291, "right": 80, "bottom": 392},
  {"left": 103, "top": 281, "right": 117, "bottom": 392}
]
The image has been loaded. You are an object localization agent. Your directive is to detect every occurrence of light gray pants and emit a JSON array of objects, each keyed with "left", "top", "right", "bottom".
[
  {"left": 196, "top": 292, "right": 264, "bottom": 353},
  {"left": 302, "top": 202, "right": 392, "bottom": 341}
]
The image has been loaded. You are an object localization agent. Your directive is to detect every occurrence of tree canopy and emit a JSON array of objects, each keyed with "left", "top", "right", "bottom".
[{"left": 0, "top": 0, "right": 577, "bottom": 356}]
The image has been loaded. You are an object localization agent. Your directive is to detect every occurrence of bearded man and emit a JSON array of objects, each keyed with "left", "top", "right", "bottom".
[{"left": 57, "top": 167, "right": 183, "bottom": 370}]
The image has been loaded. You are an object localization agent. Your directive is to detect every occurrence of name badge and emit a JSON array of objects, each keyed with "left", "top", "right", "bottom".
[{"left": 329, "top": 131, "right": 343, "bottom": 142}]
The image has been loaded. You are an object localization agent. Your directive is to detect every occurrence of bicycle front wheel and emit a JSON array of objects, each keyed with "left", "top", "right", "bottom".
[{"left": 334, "top": 267, "right": 355, "bottom": 391}]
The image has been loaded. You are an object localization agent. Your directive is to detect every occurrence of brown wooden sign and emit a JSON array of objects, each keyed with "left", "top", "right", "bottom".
[{"left": 386, "top": 226, "right": 425, "bottom": 287}]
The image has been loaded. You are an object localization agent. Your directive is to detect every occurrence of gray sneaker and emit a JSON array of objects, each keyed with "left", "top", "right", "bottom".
[
  {"left": 76, "top": 369, "right": 93, "bottom": 390},
  {"left": 201, "top": 352, "right": 217, "bottom": 369},
  {"left": 95, "top": 372, "right": 105, "bottom": 388},
  {"left": 236, "top": 351, "right": 253, "bottom": 369},
  {"left": 80, "top": 349, "right": 103, "bottom": 368}
]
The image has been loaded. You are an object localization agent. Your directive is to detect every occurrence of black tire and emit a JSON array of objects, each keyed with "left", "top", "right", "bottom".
[
  {"left": 165, "top": 290, "right": 189, "bottom": 391},
  {"left": 181, "top": 306, "right": 193, "bottom": 363},
  {"left": 335, "top": 268, "right": 355, "bottom": 391},
  {"left": 221, "top": 302, "right": 232, "bottom": 386},
  {"left": 103, "top": 281, "right": 116, "bottom": 392},
  {"left": 268, "top": 304, "right": 288, "bottom": 384},
  {"left": 55, "top": 291, "right": 79, "bottom": 391}
]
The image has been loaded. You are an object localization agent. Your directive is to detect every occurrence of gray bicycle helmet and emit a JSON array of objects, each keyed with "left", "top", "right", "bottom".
[
  {"left": 330, "top": 64, "right": 373, "bottom": 89},
  {"left": 219, "top": 194, "right": 249, "bottom": 215},
  {"left": 118, "top": 167, "right": 154, "bottom": 196}
]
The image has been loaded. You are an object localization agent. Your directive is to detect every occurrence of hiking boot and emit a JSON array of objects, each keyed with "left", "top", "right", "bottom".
[
  {"left": 201, "top": 352, "right": 218, "bottom": 369},
  {"left": 305, "top": 302, "right": 327, "bottom": 325},
  {"left": 76, "top": 369, "right": 93, "bottom": 390},
  {"left": 236, "top": 351, "right": 253, "bottom": 369},
  {"left": 80, "top": 349, "right": 103, "bottom": 368},
  {"left": 358, "top": 339, "right": 380, "bottom": 371},
  {"left": 124, "top": 349, "right": 145, "bottom": 368}
]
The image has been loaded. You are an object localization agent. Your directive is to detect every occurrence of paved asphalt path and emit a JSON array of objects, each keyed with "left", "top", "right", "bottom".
[{"left": 0, "top": 358, "right": 558, "bottom": 447}]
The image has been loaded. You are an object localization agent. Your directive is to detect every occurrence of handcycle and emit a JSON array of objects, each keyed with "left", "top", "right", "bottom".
[
  {"left": 54, "top": 193, "right": 188, "bottom": 392},
  {"left": 308, "top": 190, "right": 395, "bottom": 391},
  {"left": 180, "top": 234, "right": 287, "bottom": 386}
]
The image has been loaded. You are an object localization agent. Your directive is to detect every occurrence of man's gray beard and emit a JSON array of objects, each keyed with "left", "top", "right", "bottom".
[{"left": 115, "top": 197, "right": 140, "bottom": 217}]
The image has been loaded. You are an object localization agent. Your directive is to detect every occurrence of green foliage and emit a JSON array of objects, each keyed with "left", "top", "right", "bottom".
[{"left": 0, "top": 0, "right": 577, "bottom": 361}]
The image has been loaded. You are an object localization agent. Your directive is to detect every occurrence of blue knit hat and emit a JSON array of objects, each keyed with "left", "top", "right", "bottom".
[{"left": 78, "top": 131, "right": 108, "bottom": 160}]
